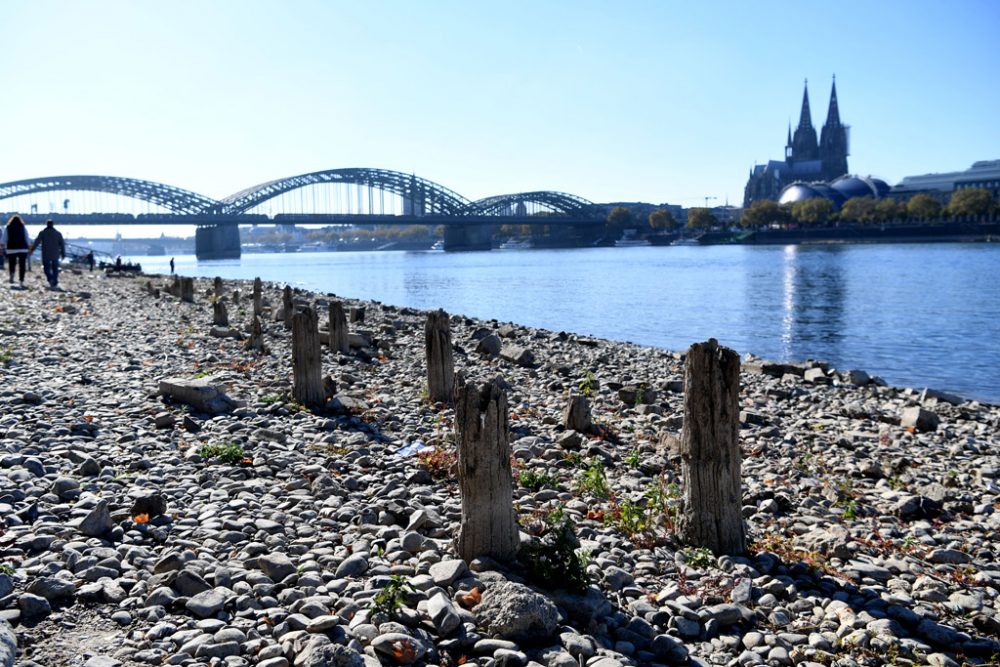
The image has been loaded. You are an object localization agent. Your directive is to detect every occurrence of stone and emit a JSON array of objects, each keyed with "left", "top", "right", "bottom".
[
  {"left": 159, "top": 376, "right": 238, "bottom": 415},
  {"left": 475, "top": 581, "right": 559, "bottom": 642},
  {"left": 428, "top": 559, "right": 468, "bottom": 587},
  {"left": 900, "top": 406, "right": 939, "bottom": 432},
  {"left": 131, "top": 492, "right": 168, "bottom": 518},
  {"left": 258, "top": 553, "right": 297, "bottom": 581},
  {"left": 18, "top": 593, "right": 51, "bottom": 620},
  {"left": 476, "top": 334, "right": 502, "bottom": 358},
  {"left": 334, "top": 554, "right": 368, "bottom": 578},
  {"left": 500, "top": 345, "right": 535, "bottom": 367},
  {"left": 185, "top": 587, "right": 229, "bottom": 618},
  {"left": 78, "top": 499, "right": 113, "bottom": 537},
  {"left": 26, "top": 577, "right": 75, "bottom": 601},
  {"left": 426, "top": 591, "right": 461, "bottom": 635},
  {"left": 371, "top": 632, "right": 427, "bottom": 665},
  {"left": 0, "top": 618, "right": 15, "bottom": 667}
]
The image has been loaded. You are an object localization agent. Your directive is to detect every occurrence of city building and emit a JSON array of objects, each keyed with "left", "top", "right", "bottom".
[
  {"left": 743, "top": 78, "right": 850, "bottom": 206},
  {"left": 890, "top": 160, "right": 1000, "bottom": 202}
]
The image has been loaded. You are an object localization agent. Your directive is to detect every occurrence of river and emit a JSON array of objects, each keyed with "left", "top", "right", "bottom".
[{"left": 132, "top": 243, "right": 1000, "bottom": 404}]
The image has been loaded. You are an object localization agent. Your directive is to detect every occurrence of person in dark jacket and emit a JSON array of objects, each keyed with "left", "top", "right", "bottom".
[
  {"left": 31, "top": 219, "right": 66, "bottom": 289},
  {"left": 1, "top": 215, "right": 31, "bottom": 288}
]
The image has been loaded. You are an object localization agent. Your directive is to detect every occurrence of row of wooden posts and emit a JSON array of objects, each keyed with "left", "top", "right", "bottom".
[{"left": 204, "top": 276, "right": 746, "bottom": 560}]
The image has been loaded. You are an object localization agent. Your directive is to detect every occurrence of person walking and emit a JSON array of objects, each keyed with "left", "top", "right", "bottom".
[
  {"left": 169, "top": 257, "right": 175, "bottom": 274},
  {"left": 31, "top": 219, "right": 65, "bottom": 289},
  {"left": 1, "top": 215, "right": 31, "bottom": 288}
]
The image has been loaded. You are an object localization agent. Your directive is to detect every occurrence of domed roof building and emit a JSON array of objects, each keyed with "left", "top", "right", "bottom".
[
  {"left": 744, "top": 78, "right": 851, "bottom": 206},
  {"left": 778, "top": 174, "right": 890, "bottom": 209}
]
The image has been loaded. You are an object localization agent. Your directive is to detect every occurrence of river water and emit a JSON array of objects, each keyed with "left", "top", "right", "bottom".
[{"left": 134, "top": 243, "right": 1000, "bottom": 403}]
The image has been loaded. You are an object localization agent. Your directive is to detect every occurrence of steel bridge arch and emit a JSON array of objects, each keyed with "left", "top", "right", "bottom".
[
  {"left": 0, "top": 175, "right": 220, "bottom": 215},
  {"left": 219, "top": 168, "right": 470, "bottom": 215},
  {"left": 459, "top": 191, "right": 595, "bottom": 216}
]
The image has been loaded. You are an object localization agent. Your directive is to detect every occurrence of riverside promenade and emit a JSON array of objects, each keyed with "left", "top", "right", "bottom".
[{"left": 1, "top": 268, "right": 999, "bottom": 666}]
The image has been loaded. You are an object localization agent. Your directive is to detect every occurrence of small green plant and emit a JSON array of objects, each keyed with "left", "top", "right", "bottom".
[
  {"left": 605, "top": 498, "right": 649, "bottom": 538},
  {"left": 841, "top": 499, "right": 858, "bottom": 521},
  {"left": 370, "top": 574, "right": 414, "bottom": 616},
  {"left": 193, "top": 370, "right": 209, "bottom": 379},
  {"left": 0, "top": 348, "right": 12, "bottom": 364},
  {"left": 260, "top": 393, "right": 283, "bottom": 405},
  {"left": 683, "top": 546, "right": 717, "bottom": 570},
  {"left": 417, "top": 446, "right": 457, "bottom": 480},
  {"left": 519, "top": 510, "right": 589, "bottom": 593},
  {"left": 645, "top": 476, "right": 681, "bottom": 533},
  {"left": 563, "top": 451, "right": 585, "bottom": 468},
  {"left": 198, "top": 442, "right": 245, "bottom": 464},
  {"left": 578, "top": 371, "right": 597, "bottom": 397},
  {"left": 576, "top": 460, "right": 611, "bottom": 499},
  {"left": 518, "top": 468, "right": 557, "bottom": 491},
  {"left": 419, "top": 384, "right": 430, "bottom": 403},
  {"left": 634, "top": 382, "right": 647, "bottom": 405},
  {"left": 0, "top": 564, "right": 14, "bottom": 575},
  {"left": 625, "top": 449, "right": 640, "bottom": 469}
]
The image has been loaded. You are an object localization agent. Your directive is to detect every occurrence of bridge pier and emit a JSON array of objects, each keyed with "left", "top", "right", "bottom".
[
  {"left": 195, "top": 224, "right": 241, "bottom": 260},
  {"left": 443, "top": 224, "right": 492, "bottom": 251}
]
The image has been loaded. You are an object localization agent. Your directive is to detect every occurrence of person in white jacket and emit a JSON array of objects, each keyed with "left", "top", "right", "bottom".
[{"left": 1, "top": 215, "right": 31, "bottom": 288}]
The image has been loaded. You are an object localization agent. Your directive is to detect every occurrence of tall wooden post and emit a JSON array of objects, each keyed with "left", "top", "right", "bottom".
[
  {"left": 282, "top": 286, "right": 294, "bottom": 329},
  {"left": 213, "top": 276, "right": 223, "bottom": 299},
  {"left": 424, "top": 309, "right": 454, "bottom": 404},
  {"left": 455, "top": 373, "right": 518, "bottom": 563},
  {"left": 180, "top": 278, "right": 195, "bottom": 303},
  {"left": 563, "top": 394, "right": 592, "bottom": 433},
  {"left": 252, "top": 278, "right": 263, "bottom": 319},
  {"left": 328, "top": 301, "right": 350, "bottom": 354},
  {"left": 678, "top": 338, "right": 746, "bottom": 555},
  {"left": 245, "top": 315, "right": 267, "bottom": 354},
  {"left": 292, "top": 308, "right": 323, "bottom": 407}
]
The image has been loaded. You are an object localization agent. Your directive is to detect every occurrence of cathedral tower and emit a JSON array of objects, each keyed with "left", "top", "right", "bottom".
[
  {"left": 819, "top": 76, "right": 850, "bottom": 180},
  {"left": 788, "top": 81, "right": 819, "bottom": 162}
]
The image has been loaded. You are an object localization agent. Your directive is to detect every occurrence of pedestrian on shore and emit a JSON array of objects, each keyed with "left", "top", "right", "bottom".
[
  {"left": 1, "top": 215, "right": 31, "bottom": 288},
  {"left": 86, "top": 251, "right": 95, "bottom": 271},
  {"left": 169, "top": 257, "right": 175, "bottom": 274},
  {"left": 31, "top": 219, "right": 66, "bottom": 289}
]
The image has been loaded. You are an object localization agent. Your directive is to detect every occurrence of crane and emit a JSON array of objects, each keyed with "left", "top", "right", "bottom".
[{"left": 703, "top": 196, "right": 717, "bottom": 208}]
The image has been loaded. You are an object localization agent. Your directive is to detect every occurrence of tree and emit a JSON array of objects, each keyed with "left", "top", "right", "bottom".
[
  {"left": 839, "top": 196, "right": 877, "bottom": 224},
  {"left": 740, "top": 199, "right": 790, "bottom": 228},
  {"left": 606, "top": 206, "right": 634, "bottom": 234},
  {"left": 946, "top": 188, "right": 993, "bottom": 220},
  {"left": 791, "top": 198, "right": 834, "bottom": 227},
  {"left": 686, "top": 208, "right": 717, "bottom": 229},
  {"left": 906, "top": 193, "right": 941, "bottom": 222},
  {"left": 872, "top": 198, "right": 900, "bottom": 223},
  {"left": 649, "top": 208, "right": 676, "bottom": 231}
]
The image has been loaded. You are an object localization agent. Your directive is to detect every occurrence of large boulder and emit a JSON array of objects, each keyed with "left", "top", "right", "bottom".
[
  {"left": 475, "top": 581, "right": 560, "bottom": 642},
  {"left": 159, "top": 377, "right": 238, "bottom": 415},
  {"left": 0, "top": 618, "right": 14, "bottom": 667},
  {"left": 500, "top": 345, "right": 536, "bottom": 368},
  {"left": 900, "top": 406, "right": 939, "bottom": 432}
]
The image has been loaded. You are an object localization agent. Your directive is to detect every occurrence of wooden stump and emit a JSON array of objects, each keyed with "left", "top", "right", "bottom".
[
  {"left": 213, "top": 276, "right": 223, "bottom": 299},
  {"left": 292, "top": 308, "right": 324, "bottom": 407},
  {"left": 563, "top": 394, "right": 592, "bottom": 433},
  {"left": 454, "top": 373, "right": 518, "bottom": 563},
  {"left": 252, "top": 278, "right": 263, "bottom": 318},
  {"left": 180, "top": 277, "right": 195, "bottom": 303},
  {"left": 232, "top": 289, "right": 240, "bottom": 305},
  {"left": 678, "top": 338, "right": 746, "bottom": 555},
  {"left": 282, "top": 286, "right": 294, "bottom": 329},
  {"left": 213, "top": 299, "right": 229, "bottom": 327},
  {"left": 328, "top": 301, "right": 350, "bottom": 355},
  {"left": 245, "top": 315, "right": 267, "bottom": 354},
  {"left": 350, "top": 306, "right": 365, "bottom": 324},
  {"left": 170, "top": 275, "right": 181, "bottom": 298},
  {"left": 424, "top": 309, "right": 455, "bottom": 404}
]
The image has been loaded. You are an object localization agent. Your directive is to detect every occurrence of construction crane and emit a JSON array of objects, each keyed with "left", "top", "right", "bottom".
[{"left": 703, "top": 196, "right": 718, "bottom": 208}]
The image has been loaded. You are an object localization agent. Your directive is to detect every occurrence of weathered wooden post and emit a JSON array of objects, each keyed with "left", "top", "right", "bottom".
[
  {"left": 245, "top": 315, "right": 267, "bottom": 354},
  {"left": 180, "top": 277, "right": 195, "bottom": 303},
  {"left": 213, "top": 299, "right": 229, "bottom": 327},
  {"left": 252, "top": 278, "right": 263, "bottom": 318},
  {"left": 170, "top": 275, "right": 181, "bottom": 298},
  {"left": 213, "top": 276, "right": 224, "bottom": 299},
  {"left": 454, "top": 373, "right": 518, "bottom": 562},
  {"left": 424, "top": 309, "right": 454, "bottom": 404},
  {"left": 563, "top": 394, "right": 592, "bottom": 433},
  {"left": 282, "top": 286, "right": 294, "bottom": 329},
  {"left": 328, "top": 301, "right": 350, "bottom": 354},
  {"left": 350, "top": 306, "right": 366, "bottom": 324},
  {"left": 292, "top": 307, "right": 324, "bottom": 407},
  {"left": 232, "top": 289, "right": 240, "bottom": 305},
  {"left": 678, "top": 338, "right": 746, "bottom": 555}
]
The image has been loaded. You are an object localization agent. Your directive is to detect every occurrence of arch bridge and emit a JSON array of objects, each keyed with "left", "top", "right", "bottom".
[{"left": 0, "top": 169, "right": 601, "bottom": 256}]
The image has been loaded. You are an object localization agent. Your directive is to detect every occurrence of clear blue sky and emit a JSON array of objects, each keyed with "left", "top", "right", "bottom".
[{"left": 1, "top": 0, "right": 997, "bottom": 209}]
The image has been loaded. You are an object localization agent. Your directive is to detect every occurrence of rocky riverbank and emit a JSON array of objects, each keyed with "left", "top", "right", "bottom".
[{"left": 1, "top": 267, "right": 999, "bottom": 667}]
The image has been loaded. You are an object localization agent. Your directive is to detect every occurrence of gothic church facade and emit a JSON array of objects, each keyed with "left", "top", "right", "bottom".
[{"left": 743, "top": 79, "right": 850, "bottom": 206}]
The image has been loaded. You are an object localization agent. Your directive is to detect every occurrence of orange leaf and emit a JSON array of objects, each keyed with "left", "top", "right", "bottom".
[
  {"left": 83, "top": 415, "right": 94, "bottom": 422},
  {"left": 133, "top": 513, "right": 150, "bottom": 524},
  {"left": 456, "top": 586, "right": 481, "bottom": 609},
  {"left": 392, "top": 640, "right": 416, "bottom": 662}
]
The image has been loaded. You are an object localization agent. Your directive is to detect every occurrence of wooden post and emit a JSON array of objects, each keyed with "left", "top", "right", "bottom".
[
  {"left": 213, "top": 299, "right": 229, "bottom": 327},
  {"left": 213, "top": 276, "right": 223, "bottom": 299},
  {"left": 563, "top": 394, "right": 592, "bottom": 433},
  {"left": 252, "top": 278, "right": 262, "bottom": 318},
  {"left": 245, "top": 315, "right": 267, "bottom": 354},
  {"left": 424, "top": 309, "right": 454, "bottom": 404},
  {"left": 292, "top": 308, "right": 323, "bottom": 407},
  {"left": 328, "top": 300, "right": 350, "bottom": 355},
  {"left": 232, "top": 289, "right": 240, "bottom": 305},
  {"left": 282, "top": 286, "right": 294, "bottom": 329},
  {"left": 180, "top": 277, "right": 195, "bottom": 303},
  {"left": 454, "top": 373, "right": 518, "bottom": 563},
  {"left": 678, "top": 338, "right": 746, "bottom": 555},
  {"left": 349, "top": 306, "right": 365, "bottom": 324},
  {"left": 170, "top": 275, "right": 181, "bottom": 297}
]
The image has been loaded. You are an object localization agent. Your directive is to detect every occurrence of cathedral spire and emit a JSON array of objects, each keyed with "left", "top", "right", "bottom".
[
  {"left": 825, "top": 74, "right": 841, "bottom": 127},
  {"left": 797, "top": 79, "right": 813, "bottom": 129}
]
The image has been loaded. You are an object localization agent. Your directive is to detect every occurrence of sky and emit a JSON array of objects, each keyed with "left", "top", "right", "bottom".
[{"left": 0, "top": 0, "right": 998, "bottom": 215}]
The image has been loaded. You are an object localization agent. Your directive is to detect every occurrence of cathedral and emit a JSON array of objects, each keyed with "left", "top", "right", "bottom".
[{"left": 743, "top": 78, "right": 850, "bottom": 206}]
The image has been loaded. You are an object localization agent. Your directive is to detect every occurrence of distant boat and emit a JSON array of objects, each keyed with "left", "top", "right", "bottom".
[
  {"left": 614, "top": 230, "right": 651, "bottom": 247},
  {"left": 430, "top": 240, "right": 445, "bottom": 251},
  {"left": 671, "top": 237, "right": 701, "bottom": 246},
  {"left": 499, "top": 237, "right": 532, "bottom": 250}
]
